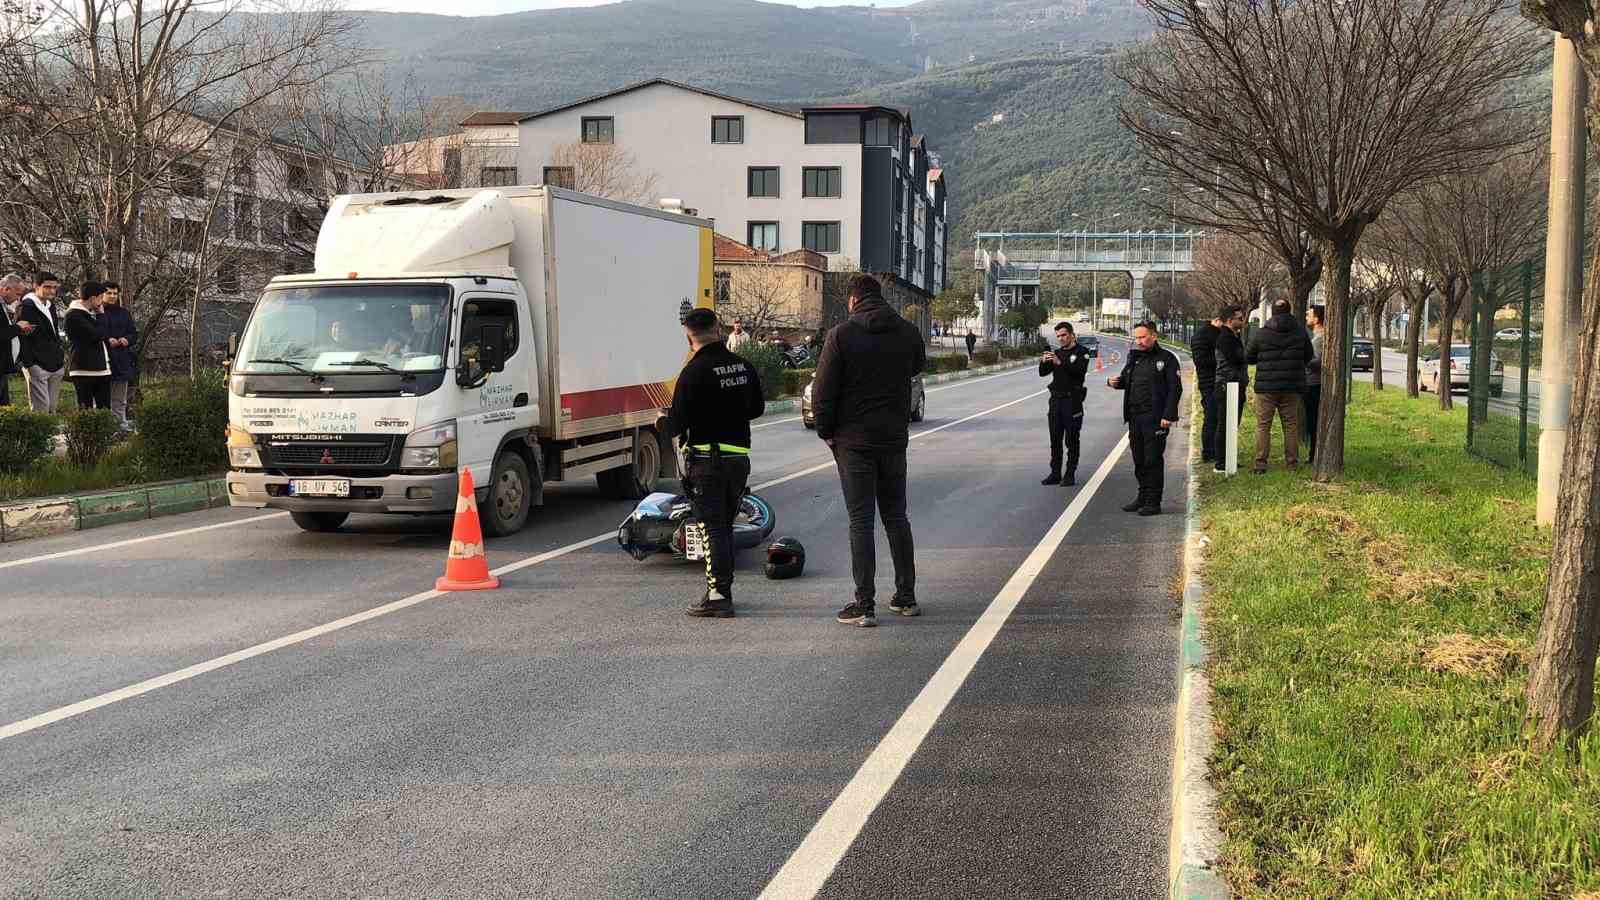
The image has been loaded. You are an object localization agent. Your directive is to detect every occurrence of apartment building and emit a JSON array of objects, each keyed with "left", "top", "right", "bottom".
[
  {"left": 514, "top": 79, "right": 950, "bottom": 303},
  {"left": 386, "top": 111, "right": 529, "bottom": 189}
]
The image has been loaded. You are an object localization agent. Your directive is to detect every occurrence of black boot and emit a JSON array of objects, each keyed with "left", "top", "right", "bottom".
[
  {"left": 687, "top": 589, "right": 734, "bottom": 618},
  {"left": 1138, "top": 502, "right": 1161, "bottom": 516},
  {"left": 1122, "top": 497, "right": 1145, "bottom": 512},
  {"left": 1062, "top": 470, "right": 1076, "bottom": 487},
  {"left": 1041, "top": 472, "right": 1061, "bottom": 486}
]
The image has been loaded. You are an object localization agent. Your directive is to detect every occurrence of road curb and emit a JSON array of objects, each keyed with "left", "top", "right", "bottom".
[
  {"left": 1169, "top": 382, "right": 1231, "bottom": 900},
  {"left": 0, "top": 475, "right": 229, "bottom": 544},
  {"left": 759, "top": 358, "right": 1034, "bottom": 418}
]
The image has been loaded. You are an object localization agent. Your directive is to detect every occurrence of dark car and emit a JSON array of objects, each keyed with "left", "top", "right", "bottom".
[
  {"left": 1077, "top": 335, "right": 1100, "bottom": 358},
  {"left": 801, "top": 373, "right": 925, "bottom": 428},
  {"left": 1351, "top": 339, "right": 1374, "bottom": 372}
]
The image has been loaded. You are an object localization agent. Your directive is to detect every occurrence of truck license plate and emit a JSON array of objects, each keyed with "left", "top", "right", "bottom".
[
  {"left": 684, "top": 521, "right": 707, "bottom": 561},
  {"left": 290, "top": 479, "right": 350, "bottom": 498}
]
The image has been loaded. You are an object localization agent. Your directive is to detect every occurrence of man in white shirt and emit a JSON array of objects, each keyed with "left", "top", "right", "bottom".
[
  {"left": 17, "top": 271, "right": 65, "bottom": 413},
  {"left": 726, "top": 319, "right": 751, "bottom": 352}
]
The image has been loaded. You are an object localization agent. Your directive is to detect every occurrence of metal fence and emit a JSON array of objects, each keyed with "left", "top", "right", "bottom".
[{"left": 1466, "top": 258, "right": 1542, "bottom": 477}]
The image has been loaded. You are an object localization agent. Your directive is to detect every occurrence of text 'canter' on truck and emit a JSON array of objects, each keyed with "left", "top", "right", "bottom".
[{"left": 224, "top": 186, "right": 715, "bottom": 535}]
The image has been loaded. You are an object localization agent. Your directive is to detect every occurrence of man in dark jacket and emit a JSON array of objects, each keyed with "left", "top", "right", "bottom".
[
  {"left": 813, "top": 274, "right": 926, "bottom": 627},
  {"left": 1190, "top": 314, "right": 1222, "bottom": 463},
  {"left": 1213, "top": 305, "right": 1248, "bottom": 472},
  {"left": 0, "top": 273, "right": 26, "bottom": 406},
  {"left": 662, "top": 308, "right": 767, "bottom": 618},
  {"left": 1246, "top": 299, "right": 1314, "bottom": 473},
  {"left": 102, "top": 282, "right": 138, "bottom": 429},
  {"left": 1109, "top": 321, "right": 1183, "bottom": 515},
  {"left": 1038, "top": 321, "right": 1091, "bottom": 486},
  {"left": 17, "top": 271, "right": 65, "bottom": 413},
  {"left": 965, "top": 329, "right": 977, "bottom": 359}
]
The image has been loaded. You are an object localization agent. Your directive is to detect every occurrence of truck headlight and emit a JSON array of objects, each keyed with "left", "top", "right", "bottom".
[
  {"left": 227, "top": 425, "right": 262, "bottom": 468},
  {"left": 803, "top": 382, "right": 813, "bottom": 402},
  {"left": 401, "top": 420, "right": 458, "bottom": 470}
]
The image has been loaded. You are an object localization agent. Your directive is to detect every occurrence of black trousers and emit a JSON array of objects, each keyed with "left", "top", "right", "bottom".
[
  {"left": 73, "top": 375, "right": 111, "bottom": 410},
  {"left": 1128, "top": 413, "right": 1170, "bottom": 506},
  {"left": 1199, "top": 383, "right": 1218, "bottom": 460},
  {"left": 833, "top": 445, "right": 915, "bottom": 610},
  {"left": 686, "top": 455, "right": 751, "bottom": 597},
  {"left": 1047, "top": 395, "right": 1083, "bottom": 476},
  {"left": 1303, "top": 385, "right": 1321, "bottom": 462}
]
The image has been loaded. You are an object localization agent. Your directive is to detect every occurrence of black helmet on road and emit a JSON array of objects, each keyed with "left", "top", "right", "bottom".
[{"left": 764, "top": 537, "right": 805, "bottom": 580}]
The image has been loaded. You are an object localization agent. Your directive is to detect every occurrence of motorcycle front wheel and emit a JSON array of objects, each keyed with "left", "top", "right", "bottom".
[{"left": 732, "top": 492, "right": 777, "bottom": 549}]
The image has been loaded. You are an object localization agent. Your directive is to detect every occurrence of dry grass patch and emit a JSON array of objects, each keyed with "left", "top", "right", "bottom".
[{"left": 1418, "top": 633, "right": 1528, "bottom": 678}]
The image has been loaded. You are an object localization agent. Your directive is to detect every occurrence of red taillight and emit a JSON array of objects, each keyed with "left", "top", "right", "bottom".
[{"left": 1449, "top": 360, "right": 1457, "bottom": 370}]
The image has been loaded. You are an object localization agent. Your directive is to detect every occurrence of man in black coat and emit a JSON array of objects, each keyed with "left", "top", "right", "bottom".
[
  {"left": 965, "top": 329, "right": 977, "bottom": 360},
  {"left": 1246, "top": 299, "right": 1315, "bottom": 473},
  {"left": 102, "top": 282, "right": 138, "bottom": 429},
  {"left": 813, "top": 274, "right": 926, "bottom": 627},
  {"left": 1109, "top": 321, "right": 1183, "bottom": 516},
  {"left": 1190, "top": 313, "right": 1222, "bottom": 463},
  {"left": 17, "top": 271, "right": 65, "bottom": 413},
  {"left": 1213, "top": 305, "right": 1248, "bottom": 472},
  {"left": 0, "top": 273, "right": 27, "bottom": 406},
  {"left": 1038, "top": 321, "right": 1091, "bottom": 486}
]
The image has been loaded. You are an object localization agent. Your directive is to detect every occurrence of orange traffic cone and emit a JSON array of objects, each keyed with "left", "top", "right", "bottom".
[
  {"left": 436, "top": 467, "right": 500, "bottom": 592},
  {"left": 1095, "top": 354, "right": 1105, "bottom": 372}
]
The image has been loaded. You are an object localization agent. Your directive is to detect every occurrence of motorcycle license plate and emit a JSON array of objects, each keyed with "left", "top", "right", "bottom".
[
  {"left": 289, "top": 479, "right": 350, "bottom": 498},
  {"left": 684, "top": 522, "right": 707, "bottom": 561}
]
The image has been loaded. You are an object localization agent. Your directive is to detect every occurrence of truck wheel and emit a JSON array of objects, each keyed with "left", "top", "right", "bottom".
[
  {"left": 291, "top": 511, "right": 348, "bottom": 533},
  {"left": 481, "top": 451, "right": 532, "bottom": 537}
]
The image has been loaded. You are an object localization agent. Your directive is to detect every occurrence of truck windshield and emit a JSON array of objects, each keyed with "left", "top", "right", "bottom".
[{"left": 235, "top": 283, "right": 451, "bottom": 374}]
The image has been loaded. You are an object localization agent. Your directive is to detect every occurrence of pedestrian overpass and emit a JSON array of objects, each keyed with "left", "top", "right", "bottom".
[{"left": 974, "top": 230, "right": 1201, "bottom": 340}]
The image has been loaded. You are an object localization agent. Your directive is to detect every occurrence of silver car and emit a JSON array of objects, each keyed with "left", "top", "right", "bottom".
[
  {"left": 1422, "top": 344, "right": 1504, "bottom": 397},
  {"left": 801, "top": 374, "right": 926, "bottom": 428}
]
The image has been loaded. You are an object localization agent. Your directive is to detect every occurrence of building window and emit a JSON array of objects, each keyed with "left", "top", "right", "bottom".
[
  {"left": 232, "top": 161, "right": 254, "bottom": 188},
  {"left": 333, "top": 171, "right": 349, "bottom": 194},
  {"left": 803, "top": 167, "right": 842, "bottom": 198},
  {"left": 233, "top": 196, "right": 255, "bottom": 243},
  {"left": 286, "top": 163, "right": 309, "bottom": 191},
  {"left": 714, "top": 270, "right": 731, "bottom": 306},
  {"left": 217, "top": 260, "right": 240, "bottom": 294},
  {"left": 288, "top": 208, "right": 315, "bottom": 241},
  {"left": 712, "top": 116, "right": 744, "bottom": 144},
  {"left": 582, "top": 116, "right": 614, "bottom": 144},
  {"left": 806, "top": 112, "right": 860, "bottom": 145},
  {"left": 480, "top": 167, "right": 517, "bottom": 187},
  {"left": 802, "top": 221, "right": 841, "bottom": 254},
  {"left": 747, "top": 167, "right": 780, "bottom": 198},
  {"left": 172, "top": 163, "right": 204, "bottom": 198},
  {"left": 542, "top": 166, "right": 575, "bottom": 189},
  {"left": 865, "top": 114, "right": 896, "bottom": 147},
  {"left": 748, "top": 222, "right": 779, "bottom": 252}
]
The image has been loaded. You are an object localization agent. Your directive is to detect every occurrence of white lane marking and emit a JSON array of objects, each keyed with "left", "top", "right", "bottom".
[
  {"left": 0, "top": 387, "right": 1048, "bottom": 743},
  {"left": 757, "top": 434, "right": 1132, "bottom": 900},
  {"left": 751, "top": 365, "right": 1032, "bottom": 430},
  {"left": 0, "top": 512, "right": 291, "bottom": 572}
]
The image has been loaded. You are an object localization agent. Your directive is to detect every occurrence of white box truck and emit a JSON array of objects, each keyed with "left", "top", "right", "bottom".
[{"left": 224, "top": 186, "right": 714, "bottom": 534}]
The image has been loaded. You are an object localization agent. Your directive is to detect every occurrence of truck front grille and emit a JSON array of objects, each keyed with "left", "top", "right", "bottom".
[{"left": 267, "top": 443, "right": 392, "bottom": 466}]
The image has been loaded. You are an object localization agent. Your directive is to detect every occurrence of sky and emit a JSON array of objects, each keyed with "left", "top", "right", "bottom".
[{"left": 353, "top": 0, "right": 918, "bottom": 13}]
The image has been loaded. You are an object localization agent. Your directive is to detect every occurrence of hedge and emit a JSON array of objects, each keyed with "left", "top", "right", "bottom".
[
  {"left": 63, "top": 409, "right": 122, "bottom": 468},
  {"left": 924, "top": 354, "right": 969, "bottom": 375},
  {"left": 972, "top": 348, "right": 1000, "bottom": 366},
  {"left": 781, "top": 367, "right": 814, "bottom": 398},
  {"left": 0, "top": 407, "right": 57, "bottom": 471},
  {"left": 138, "top": 371, "right": 229, "bottom": 477}
]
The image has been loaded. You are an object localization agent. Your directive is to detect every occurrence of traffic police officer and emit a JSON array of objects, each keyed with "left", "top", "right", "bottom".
[
  {"left": 661, "top": 308, "right": 767, "bottom": 618},
  {"left": 1108, "top": 320, "right": 1183, "bottom": 516},
  {"left": 1039, "top": 321, "right": 1091, "bottom": 486}
]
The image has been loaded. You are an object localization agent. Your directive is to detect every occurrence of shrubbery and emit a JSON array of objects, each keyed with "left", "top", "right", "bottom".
[
  {"left": 782, "top": 367, "right": 814, "bottom": 398},
  {"left": 0, "top": 407, "right": 57, "bottom": 471},
  {"left": 924, "top": 354, "right": 969, "bottom": 375},
  {"left": 138, "top": 372, "right": 229, "bottom": 477},
  {"left": 736, "top": 342, "right": 787, "bottom": 401},
  {"left": 62, "top": 409, "right": 122, "bottom": 468},
  {"left": 972, "top": 348, "right": 1001, "bottom": 367}
]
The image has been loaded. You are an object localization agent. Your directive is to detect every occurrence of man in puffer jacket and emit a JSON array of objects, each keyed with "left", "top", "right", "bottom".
[
  {"left": 65, "top": 281, "right": 113, "bottom": 410},
  {"left": 1245, "top": 299, "right": 1314, "bottom": 473}
]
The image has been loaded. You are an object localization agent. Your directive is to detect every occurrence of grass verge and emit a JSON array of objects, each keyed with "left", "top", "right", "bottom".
[
  {"left": 1201, "top": 382, "right": 1600, "bottom": 897},
  {"left": 0, "top": 441, "right": 151, "bottom": 503}
]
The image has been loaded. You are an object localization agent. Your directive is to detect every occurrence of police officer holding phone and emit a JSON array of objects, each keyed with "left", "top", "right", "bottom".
[
  {"left": 661, "top": 308, "right": 766, "bottom": 618},
  {"left": 1039, "top": 321, "right": 1091, "bottom": 486}
]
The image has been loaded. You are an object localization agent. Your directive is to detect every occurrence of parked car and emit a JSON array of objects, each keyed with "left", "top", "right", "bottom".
[
  {"left": 1077, "top": 335, "right": 1100, "bottom": 358},
  {"left": 1350, "top": 339, "right": 1375, "bottom": 372},
  {"left": 801, "top": 374, "right": 926, "bottom": 428},
  {"left": 1495, "top": 328, "right": 1540, "bottom": 342},
  {"left": 1421, "top": 344, "right": 1505, "bottom": 397}
]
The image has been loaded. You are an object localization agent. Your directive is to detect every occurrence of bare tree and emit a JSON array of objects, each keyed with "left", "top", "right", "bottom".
[
  {"left": 1513, "top": 1, "right": 1600, "bottom": 748},
  {"left": 1120, "top": 0, "right": 1541, "bottom": 479},
  {"left": 717, "top": 262, "right": 812, "bottom": 338},
  {"left": 1370, "top": 218, "right": 1438, "bottom": 398},
  {"left": 1353, "top": 258, "right": 1398, "bottom": 390},
  {"left": 548, "top": 142, "right": 660, "bottom": 205},
  {"left": 1186, "top": 232, "right": 1280, "bottom": 315}
]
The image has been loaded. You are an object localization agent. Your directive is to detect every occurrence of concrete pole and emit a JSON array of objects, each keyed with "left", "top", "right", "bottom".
[
  {"left": 1537, "top": 37, "right": 1587, "bottom": 526},
  {"left": 1225, "top": 382, "right": 1240, "bottom": 476}
]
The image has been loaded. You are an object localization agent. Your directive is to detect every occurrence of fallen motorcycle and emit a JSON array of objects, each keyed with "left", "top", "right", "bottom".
[{"left": 616, "top": 489, "right": 776, "bottom": 562}]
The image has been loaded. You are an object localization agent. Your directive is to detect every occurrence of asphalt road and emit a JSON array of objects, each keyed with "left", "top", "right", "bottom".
[{"left": 0, "top": 340, "right": 1186, "bottom": 899}]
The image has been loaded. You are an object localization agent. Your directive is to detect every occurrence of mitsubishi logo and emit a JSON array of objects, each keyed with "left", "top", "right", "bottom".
[{"left": 320, "top": 449, "right": 335, "bottom": 465}]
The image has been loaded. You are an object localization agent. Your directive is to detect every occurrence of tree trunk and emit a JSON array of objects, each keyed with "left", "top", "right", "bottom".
[
  {"left": 1525, "top": 227, "right": 1600, "bottom": 750},
  {"left": 1406, "top": 296, "right": 1424, "bottom": 397},
  {"left": 1372, "top": 310, "right": 1385, "bottom": 391},
  {"left": 1437, "top": 282, "right": 1461, "bottom": 411},
  {"left": 1288, "top": 254, "right": 1323, "bottom": 317},
  {"left": 1314, "top": 239, "right": 1355, "bottom": 481}
]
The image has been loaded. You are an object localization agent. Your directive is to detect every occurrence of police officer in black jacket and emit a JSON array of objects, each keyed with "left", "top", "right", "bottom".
[
  {"left": 1039, "top": 321, "right": 1091, "bottom": 486},
  {"left": 1109, "top": 321, "right": 1183, "bottom": 516},
  {"left": 1190, "top": 314, "right": 1222, "bottom": 463},
  {"left": 661, "top": 308, "right": 767, "bottom": 618}
]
